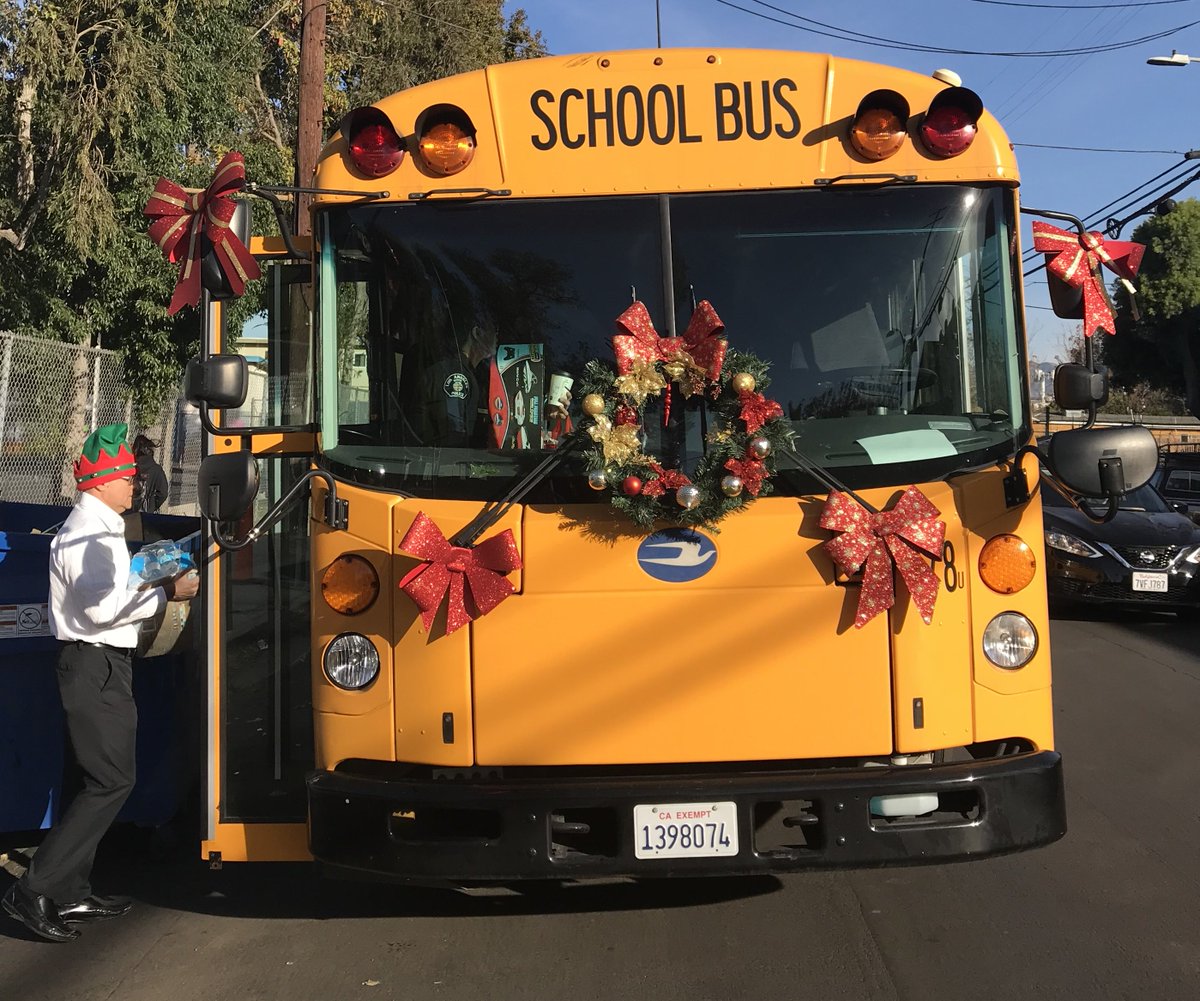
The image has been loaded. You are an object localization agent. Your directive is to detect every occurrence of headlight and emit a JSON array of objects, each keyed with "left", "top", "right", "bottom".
[
  {"left": 1185, "top": 546, "right": 1200, "bottom": 565},
  {"left": 323, "top": 633, "right": 380, "bottom": 690},
  {"left": 1044, "top": 529, "right": 1101, "bottom": 558},
  {"left": 982, "top": 613, "right": 1038, "bottom": 670}
]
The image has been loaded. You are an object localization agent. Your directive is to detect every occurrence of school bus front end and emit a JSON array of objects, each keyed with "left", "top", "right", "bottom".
[{"left": 253, "top": 49, "right": 1065, "bottom": 879}]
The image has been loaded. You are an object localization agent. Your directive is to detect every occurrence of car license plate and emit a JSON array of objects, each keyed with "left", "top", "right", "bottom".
[
  {"left": 633, "top": 801, "right": 739, "bottom": 860},
  {"left": 1132, "top": 572, "right": 1168, "bottom": 593}
]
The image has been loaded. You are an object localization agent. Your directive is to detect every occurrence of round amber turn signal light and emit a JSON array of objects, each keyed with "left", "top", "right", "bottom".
[
  {"left": 978, "top": 534, "right": 1036, "bottom": 594},
  {"left": 321, "top": 554, "right": 380, "bottom": 615}
]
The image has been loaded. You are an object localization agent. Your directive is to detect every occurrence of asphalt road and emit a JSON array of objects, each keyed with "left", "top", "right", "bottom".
[{"left": 2, "top": 610, "right": 1198, "bottom": 1001}]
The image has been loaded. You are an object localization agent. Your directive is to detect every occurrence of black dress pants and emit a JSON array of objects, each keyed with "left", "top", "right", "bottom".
[{"left": 22, "top": 641, "right": 137, "bottom": 904}]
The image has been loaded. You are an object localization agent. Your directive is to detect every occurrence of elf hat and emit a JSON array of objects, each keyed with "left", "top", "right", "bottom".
[{"left": 74, "top": 423, "right": 137, "bottom": 490}]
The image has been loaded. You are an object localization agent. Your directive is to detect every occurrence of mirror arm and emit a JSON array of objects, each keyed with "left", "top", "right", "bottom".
[
  {"left": 240, "top": 185, "right": 313, "bottom": 261},
  {"left": 207, "top": 469, "right": 348, "bottom": 552}
]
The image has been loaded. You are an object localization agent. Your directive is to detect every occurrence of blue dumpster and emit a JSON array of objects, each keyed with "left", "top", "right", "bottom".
[{"left": 0, "top": 501, "right": 200, "bottom": 838}]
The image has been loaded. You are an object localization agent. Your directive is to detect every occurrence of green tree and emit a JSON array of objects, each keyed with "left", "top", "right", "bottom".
[
  {"left": 1104, "top": 198, "right": 1200, "bottom": 418},
  {"left": 0, "top": 0, "right": 547, "bottom": 422}
]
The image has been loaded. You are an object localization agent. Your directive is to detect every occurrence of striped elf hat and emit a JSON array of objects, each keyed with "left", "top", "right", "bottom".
[{"left": 74, "top": 423, "right": 137, "bottom": 490}]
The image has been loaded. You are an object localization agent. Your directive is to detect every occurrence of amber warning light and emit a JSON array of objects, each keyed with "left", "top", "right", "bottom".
[{"left": 347, "top": 107, "right": 405, "bottom": 178}]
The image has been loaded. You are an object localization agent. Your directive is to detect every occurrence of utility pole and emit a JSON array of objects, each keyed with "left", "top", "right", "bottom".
[{"left": 296, "top": 0, "right": 328, "bottom": 236}]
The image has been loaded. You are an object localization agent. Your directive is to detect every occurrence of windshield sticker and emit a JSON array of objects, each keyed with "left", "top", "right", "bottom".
[
  {"left": 856, "top": 429, "right": 958, "bottom": 465},
  {"left": 637, "top": 529, "right": 717, "bottom": 583}
]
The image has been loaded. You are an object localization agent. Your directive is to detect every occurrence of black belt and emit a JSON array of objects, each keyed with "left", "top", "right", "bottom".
[{"left": 60, "top": 639, "right": 134, "bottom": 655}]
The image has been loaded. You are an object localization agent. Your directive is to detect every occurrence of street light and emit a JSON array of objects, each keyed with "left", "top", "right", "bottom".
[{"left": 1147, "top": 50, "right": 1200, "bottom": 67}]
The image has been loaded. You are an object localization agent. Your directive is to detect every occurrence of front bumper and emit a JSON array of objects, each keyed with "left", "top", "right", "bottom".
[
  {"left": 307, "top": 750, "right": 1065, "bottom": 882},
  {"left": 1047, "top": 551, "right": 1200, "bottom": 610}
]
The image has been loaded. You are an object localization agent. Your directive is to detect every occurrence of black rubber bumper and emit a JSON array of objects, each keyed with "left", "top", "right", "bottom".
[{"left": 307, "top": 750, "right": 1065, "bottom": 882}]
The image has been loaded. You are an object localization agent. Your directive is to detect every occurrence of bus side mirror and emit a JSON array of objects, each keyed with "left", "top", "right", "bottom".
[
  {"left": 201, "top": 201, "right": 253, "bottom": 300},
  {"left": 1053, "top": 363, "right": 1108, "bottom": 410},
  {"left": 1046, "top": 425, "right": 1157, "bottom": 497},
  {"left": 185, "top": 354, "right": 248, "bottom": 409},
  {"left": 197, "top": 451, "right": 259, "bottom": 521}
]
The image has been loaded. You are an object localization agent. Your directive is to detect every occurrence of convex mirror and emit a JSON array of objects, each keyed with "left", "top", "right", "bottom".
[
  {"left": 1046, "top": 425, "right": 1158, "bottom": 497},
  {"left": 197, "top": 451, "right": 259, "bottom": 522},
  {"left": 185, "top": 354, "right": 248, "bottom": 410}
]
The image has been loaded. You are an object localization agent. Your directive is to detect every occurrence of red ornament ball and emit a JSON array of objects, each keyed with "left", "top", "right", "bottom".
[
  {"left": 614, "top": 405, "right": 639, "bottom": 427},
  {"left": 622, "top": 475, "right": 644, "bottom": 496}
]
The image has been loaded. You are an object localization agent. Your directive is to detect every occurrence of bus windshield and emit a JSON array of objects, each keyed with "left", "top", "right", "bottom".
[{"left": 319, "top": 184, "right": 1027, "bottom": 500}]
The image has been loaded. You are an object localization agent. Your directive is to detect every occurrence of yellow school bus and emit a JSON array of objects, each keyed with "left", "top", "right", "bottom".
[{"left": 187, "top": 48, "right": 1156, "bottom": 879}]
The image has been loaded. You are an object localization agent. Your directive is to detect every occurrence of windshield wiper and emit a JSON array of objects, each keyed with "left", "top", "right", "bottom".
[
  {"left": 451, "top": 434, "right": 582, "bottom": 547},
  {"left": 777, "top": 441, "right": 880, "bottom": 514}
]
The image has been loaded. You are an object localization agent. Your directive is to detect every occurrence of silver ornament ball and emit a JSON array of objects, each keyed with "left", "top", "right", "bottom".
[
  {"left": 748, "top": 436, "right": 772, "bottom": 460},
  {"left": 587, "top": 469, "right": 609, "bottom": 491},
  {"left": 721, "top": 475, "right": 744, "bottom": 498},
  {"left": 675, "top": 484, "right": 702, "bottom": 510}
]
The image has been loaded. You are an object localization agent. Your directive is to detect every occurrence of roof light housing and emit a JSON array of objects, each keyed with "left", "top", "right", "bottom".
[
  {"left": 850, "top": 90, "right": 910, "bottom": 161},
  {"left": 415, "top": 104, "right": 477, "bottom": 177},
  {"left": 919, "top": 87, "right": 983, "bottom": 158},
  {"left": 346, "top": 106, "right": 405, "bottom": 178}
]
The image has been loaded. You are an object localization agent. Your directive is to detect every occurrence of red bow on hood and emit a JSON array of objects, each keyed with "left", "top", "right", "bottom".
[
  {"left": 820, "top": 487, "right": 945, "bottom": 628},
  {"left": 398, "top": 512, "right": 522, "bottom": 635}
]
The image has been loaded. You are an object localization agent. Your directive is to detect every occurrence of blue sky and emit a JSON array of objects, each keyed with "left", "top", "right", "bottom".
[{"left": 512, "top": 0, "right": 1200, "bottom": 363}]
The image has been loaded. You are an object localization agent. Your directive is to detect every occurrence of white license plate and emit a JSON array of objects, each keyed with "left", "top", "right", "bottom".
[
  {"left": 633, "top": 801, "right": 739, "bottom": 860},
  {"left": 1132, "top": 572, "right": 1169, "bottom": 593}
]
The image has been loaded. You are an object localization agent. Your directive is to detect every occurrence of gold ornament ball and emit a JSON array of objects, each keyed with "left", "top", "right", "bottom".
[
  {"left": 675, "top": 484, "right": 702, "bottom": 510},
  {"left": 587, "top": 469, "right": 609, "bottom": 491},
  {"left": 747, "top": 436, "right": 772, "bottom": 460},
  {"left": 582, "top": 393, "right": 607, "bottom": 416},
  {"left": 732, "top": 372, "right": 756, "bottom": 393},
  {"left": 721, "top": 475, "right": 744, "bottom": 498},
  {"left": 663, "top": 360, "right": 687, "bottom": 381}
]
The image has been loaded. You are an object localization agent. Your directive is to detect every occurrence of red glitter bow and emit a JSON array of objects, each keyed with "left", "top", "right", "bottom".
[
  {"left": 723, "top": 456, "right": 767, "bottom": 496},
  {"left": 397, "top": 512, "right": 522, "bottom": 635},
  {"left": 1032, "top": 221, "right": 1144, "bottom": 338},
  {"left": 144, "top": 151, "right": 261, "bottom": 315},
  {"left": 611, "top": 300, "right": 728, "bottom": 424},
  {"left": 640, "top": 462, "right": 692, "bottom": 499},
  {"left": 738, "top": 389, "right": 784, "bottom": 434},
  {"left": 679, "top": 300, "right": 728, "bottom": 382},
  {"left": 819, "top": 487, "right": 945, "bottom": 628}
]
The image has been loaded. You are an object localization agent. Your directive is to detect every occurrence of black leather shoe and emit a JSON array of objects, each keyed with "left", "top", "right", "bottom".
[
  {"left": 58, "top": 895, "right": 133, "bottom": 923},
  {"left": 2, "top": 883, "right": 80, "bottom": 943}
]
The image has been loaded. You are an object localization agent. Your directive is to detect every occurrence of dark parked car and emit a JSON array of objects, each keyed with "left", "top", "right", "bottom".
[
  {"left": 1153, "top": 443, "right": 1200, "bottom": 525},
  {"left": 1042, "top": 480, "right": 1200, "bottom": 613}
]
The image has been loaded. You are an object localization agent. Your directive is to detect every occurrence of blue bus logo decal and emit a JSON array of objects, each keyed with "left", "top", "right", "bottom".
[{"left": 636, "top": 529, "right": 718, "bottom": 582}]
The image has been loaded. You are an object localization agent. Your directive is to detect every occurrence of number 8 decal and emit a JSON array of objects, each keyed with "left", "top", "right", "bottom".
[{"left": 943, "top": 540, "right": 958, "bottom": 592}]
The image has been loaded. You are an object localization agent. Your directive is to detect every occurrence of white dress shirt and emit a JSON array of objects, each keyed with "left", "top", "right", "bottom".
[{"left": 49, "top": 491, "right": 166, "bottom": 649}]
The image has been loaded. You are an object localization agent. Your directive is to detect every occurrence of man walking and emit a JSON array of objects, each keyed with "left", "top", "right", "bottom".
[{"left": 2, "top": 424, "right": 198, "bottom": 942}]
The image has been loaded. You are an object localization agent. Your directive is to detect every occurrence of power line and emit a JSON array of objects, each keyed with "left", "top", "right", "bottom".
[
  {"left": 973, "top": 0, "right": 1196, "bottom": 8},
  {"left": 1013, "top": 142, "right": 1190, "bottom": 154},
  {"left": 713, "top": 0, "right": 1200, "bottom": 57}
]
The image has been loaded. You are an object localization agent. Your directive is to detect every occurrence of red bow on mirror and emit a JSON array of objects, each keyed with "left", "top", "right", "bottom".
[
  {"left": 1032, "top": 221, "right": 1144, "bottom": 338},
  {"left": 144, "top": 151, "right": 261, "bottom": 315}
]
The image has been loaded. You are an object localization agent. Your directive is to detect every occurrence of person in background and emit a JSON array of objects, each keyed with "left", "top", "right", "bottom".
[
  {"left": 131, "top": 434, "right": 168, "bottom": 513},
  {"left": 1, "top": 424, "right": 198, "bottom": 943}
]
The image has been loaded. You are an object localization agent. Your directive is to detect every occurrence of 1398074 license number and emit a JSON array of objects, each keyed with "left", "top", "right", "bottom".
[{"left": 633, "top": 801, "right": 739, "bottom": 860}]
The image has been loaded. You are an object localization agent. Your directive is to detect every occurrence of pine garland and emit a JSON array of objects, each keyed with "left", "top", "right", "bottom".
[{"left": 577, "top": 346, "right": 790, "bottom": 531}]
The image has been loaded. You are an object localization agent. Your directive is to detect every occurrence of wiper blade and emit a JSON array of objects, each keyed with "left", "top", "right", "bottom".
[
  {"left": 778, "top": 441, "right": 879, "bottom": 514},
  {"left": 451, "top": 434, "right": 582, "bottom": 547}
]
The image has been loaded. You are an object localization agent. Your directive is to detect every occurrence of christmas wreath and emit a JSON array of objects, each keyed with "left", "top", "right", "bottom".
[{"left": 576, "top": 300, "right": 790, "bottom": 530}]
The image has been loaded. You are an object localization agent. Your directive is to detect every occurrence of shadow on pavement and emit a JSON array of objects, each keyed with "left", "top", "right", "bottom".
[
  {"left": 1, "top": 822, "right": 783, "bottom": 933},
  {"left": 1050, "top": 606, "right": 1200, "bottom": 666}
]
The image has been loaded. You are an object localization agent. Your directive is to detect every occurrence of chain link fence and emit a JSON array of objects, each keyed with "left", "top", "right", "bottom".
[{"left": 0, "top": 331, "right": 199, "bottom": 515}]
